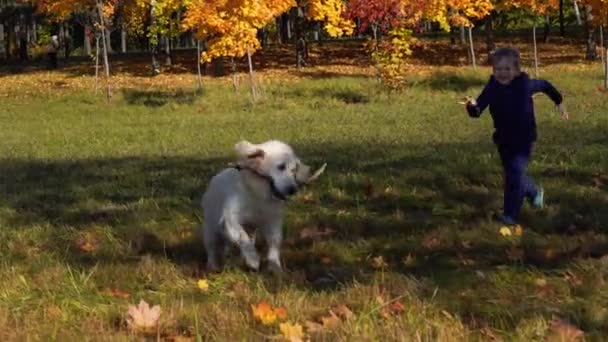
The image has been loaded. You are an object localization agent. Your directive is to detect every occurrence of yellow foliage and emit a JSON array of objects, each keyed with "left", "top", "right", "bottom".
[{"left": 308, "top": 0, "right": 356, "bottom": 37}]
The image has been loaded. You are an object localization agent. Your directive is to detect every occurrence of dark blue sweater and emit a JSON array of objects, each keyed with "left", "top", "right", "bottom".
[{"left": 467, "top": 72, "right": 563, "bottom": 147}]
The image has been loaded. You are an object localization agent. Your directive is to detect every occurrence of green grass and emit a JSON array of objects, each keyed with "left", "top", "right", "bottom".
[{"left": 0, "top": 64, "right": 607, "bottom": 340}]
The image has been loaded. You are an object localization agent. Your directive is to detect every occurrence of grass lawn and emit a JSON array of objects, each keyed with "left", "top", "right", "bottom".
[{"left": 0, "top": 50, "right": 607, "bottom": 340}]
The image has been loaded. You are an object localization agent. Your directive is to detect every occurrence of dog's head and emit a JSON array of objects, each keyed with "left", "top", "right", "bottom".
[{"left": 235, "top": 140, "right": 326, "bottom": 200}]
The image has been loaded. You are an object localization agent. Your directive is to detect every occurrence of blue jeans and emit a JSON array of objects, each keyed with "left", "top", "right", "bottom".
[{"left": 498, "top": 144, "right": 538, "bottom": 219}]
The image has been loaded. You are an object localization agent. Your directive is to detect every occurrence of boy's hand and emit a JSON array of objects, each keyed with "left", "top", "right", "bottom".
[
  {"left": 557, "top": 103, "right": 569, "bottom": 121},
  {"left": 458, "top": 96, "right": 477, "bottom": 106}
]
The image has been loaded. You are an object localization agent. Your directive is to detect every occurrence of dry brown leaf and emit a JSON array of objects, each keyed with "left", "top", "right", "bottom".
[
  {"left": 402, "top": 253, "right": 416, "bottom": 267},
  {"left": 507, "top": 247, "right": 524, "bottom": 261},
  {"left": 331, "top": 304, "right": 354, "bottom": 320},
  {"left": 563, "top": 271, "right": 583, "bottom": 287},
  {"left": 535, "top": 278, "right": 555, "bottom": 299},
  {"left": 371, "top": 255, "right": 388, "bottom": 269},
  {"left": 320, "top": 313, "right": 342, "bottom": 330},
  {"left": 298, "top": 227, "right": 335, "bottom": 241},
  {"left": 546, "top": 319, "right": 584, "bottom": 341},
  {"left": 126, "top": 299, "right": 161, "bottom": 331},
  {"left": 422, "top": 235, "right": 441, "bottom": 250},
  {"left": 74, "top": 233, "right": 99, "bottom": 253},
  {"left": 320, "top": 256, "right": 333, "bottom": 265},
  {"left": 103, "top": 288, "right": 130, "bottom": 299}
]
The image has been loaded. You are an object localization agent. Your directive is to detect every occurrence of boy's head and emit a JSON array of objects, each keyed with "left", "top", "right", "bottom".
[{"left": 491, "top": 47, "right": 521, "bottom": 85}]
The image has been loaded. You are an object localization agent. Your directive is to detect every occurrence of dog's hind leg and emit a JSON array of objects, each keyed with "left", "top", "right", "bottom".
[
  {"left": 202, "top": 219, "right": 223, "bottom": 272},
  {"left": 261, "top": 220, "right": 283, "bottom": 274}
]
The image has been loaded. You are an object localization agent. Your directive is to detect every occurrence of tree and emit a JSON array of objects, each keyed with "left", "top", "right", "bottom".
[
  {"left": 183, "top": 0, "right": 295, "bottom": 98},
  {"left": 446, "top": 0, "right": 494, "bottom": 68},
  {"left": 31, "top": 0, "right": 116, "bottom": 100},
  {"left": 510, "top": 0, "right": 559, "bottom": 76},
  {"left": 583, "top": 0, "right": 608, "bottom": 87}
]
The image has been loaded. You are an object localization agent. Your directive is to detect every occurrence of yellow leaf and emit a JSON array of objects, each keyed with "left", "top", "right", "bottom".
[
  {"left": 197, "top": 279, "right": 209, "bottom": 292},
  {"left": 499, "top": 226, "right": 512, "bottom": 237},
  {"left": 279, "top": 322, "right": 304, "bottom": 342}
]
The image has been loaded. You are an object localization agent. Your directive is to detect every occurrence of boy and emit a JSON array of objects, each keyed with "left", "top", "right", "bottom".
[{"left": 465, "top": 47, "right": 568, "bottom": 225}]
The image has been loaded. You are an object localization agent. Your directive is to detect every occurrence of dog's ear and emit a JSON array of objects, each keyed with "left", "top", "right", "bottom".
[{"left": 235, "top": 140, "right": 265, "bottom": 170}]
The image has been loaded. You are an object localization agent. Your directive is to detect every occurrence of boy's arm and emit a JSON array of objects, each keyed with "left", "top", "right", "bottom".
[
  {"left": 466, "top": 78, "right": 493, "bottom": 118},
  {"left": 530, "top": 79, "right": 563, "bottom": 105}
]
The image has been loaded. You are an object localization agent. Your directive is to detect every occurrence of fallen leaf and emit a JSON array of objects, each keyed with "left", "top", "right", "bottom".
[
  {"left": 506, "top": 246, "right": 524, "bottom": 261},
  {"left": 371, "top": 255, "right": 388, "bottom": 269},
  {"left": 535, "top": 278, "right": 555, "bottom": 298},
  {"left": 251, "top": 302, "right": 287, "bottom": 325},
  {"left": 457, "top": 253, "right": 476, "bottom": 266},
  {"left": 514, "top": 225, "right": 524, "bottom": 236},
  {"left": 461, "top": 240, "right": 473, "bottom": 249},
  {"left": 298, "top": 227, "right": 335, "bottom": 241},
  {"left": 402, "top": 253, "right": 416, "bottom": 267},
  {"left": 197, "top": 279, "right": 210, "bottom": 292},
  {"left": 546, "top": 319, "right": 584, "bottom": 341},
  {"left": 126, "top": 299, "right": 161, "bottom": 331},
  {"left": 422, "top": 235, "right": 441, "bottom": 250},
  {"left": 304, "top": 320, "right": 325, "bottom": 333},
  {"left": 275, "top": 307, "right": 288, "bottom": 320},
  {"left": 331, "top": 304, "right": 354, "bottom": 320},
  {"left": 563, "top": 271, "right": 583, "bottom": 287},
  {"left": 103, "top": 287, "right": 130, "bottom": 299},
  {"left": 320, "top": 313, "right": 341, "bottom": 330},
  {"left": 75, "top": 233, "right": 99, "bottom": 253},
  {"left": 279, "top": 322, "right": 304, "bottom": 342},
  {"left": 499, "top": 226, "right": 512, "bottom": 237},
  {"left": 320, "top": 256, "right": 333, "bottom": 265},
  {"left": 388, "top": 300, "right": 405, "bottom": 315}
]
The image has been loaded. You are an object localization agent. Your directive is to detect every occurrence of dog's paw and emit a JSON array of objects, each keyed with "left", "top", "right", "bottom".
[
  {"left": 266, "top": 261, "right": 284, "bottom": 276},
  {"left": 244, "top": 254, "right": 261, "bottom": 271},
  {"left": 206, "top": 262, "right": 221, "bottom": 273}
]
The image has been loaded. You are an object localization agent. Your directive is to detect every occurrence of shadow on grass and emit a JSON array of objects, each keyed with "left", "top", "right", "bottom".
[
  {"left": 0, "top": 123, "right": 607, "bottom": 290},
  {"left": 419, "top": 72, "right": 487, "bottom": 92},
  {"left": 122, "top": 88, "right": 201, "bottom": 107}
]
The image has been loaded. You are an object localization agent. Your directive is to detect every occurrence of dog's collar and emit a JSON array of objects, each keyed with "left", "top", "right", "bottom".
[{"left": 232, "top": 165, "right": 287, "bottom": 201}]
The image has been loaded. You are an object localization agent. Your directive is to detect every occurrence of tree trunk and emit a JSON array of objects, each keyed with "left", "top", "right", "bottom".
[
  {"left": 601, "top": 26, "right": 605, "bottom": 69},
  {"left": 543, "top": 14, "right": 550, "bottom": 43},
  {"left": 485, "top": 14, "right": 495, "bottom": 59},
  {"left": 164, "top": 35, "right": 171, "bottom": 66},
  {"left": 84, "top": 24, "right": 92, "bottom": 56},
  {"left": 533, "top": 23, "right": 539, "bottom": 77},
  {"left": 246, "top": 46, "right": 257, "bottom": 101},
  {"left": 294, "top": 7, "right": 307, "bottom": 69},
  {"left": 460, "top": 25, "right": 466, "bottom": 44},
  {"left": 559, "top": 0, "right": 565, "bottom": 36},
  {"left": 0, "top": 24, "right": 4, "bottom": 59},
  {"left": 105, "top": 28, "right": 113, "bottom": 53},
  {"left": 573, "top": 0, "right": 582, "bottom": 25},
  {"left": 276, "top": 17, "right": 283, "bottom": 44},
  {"left": 95, "top": 35, "right": 100, "bottom": 94},
  {"left": 468, "top": 26, "right": 476, "bottom": 69},
  {"left": 150, "top": 0, "right": 160, "bottom": 75},
  {"left": 32, "top": 18, "right": 37, "bottom": 43},
  {"left": 231, "top": 57, "right": 238, "bottom": 92},
  {"left": 64, "top": 22, "right": 71, "bottom": 59},
  {"left": 196, "top": 39, "right": 203, "bottom": 90},
  {"left": 584, "top": 5, "right": 596, "bottom": 61},
  {"left": 604, "top": 46, "right": 608, "bottom": 90},
  {"left": 121, "top": 25, "right": 127, "bottom": 53},
  {"left": 96, "top": 0, "right": 112, "bottom": 100}
]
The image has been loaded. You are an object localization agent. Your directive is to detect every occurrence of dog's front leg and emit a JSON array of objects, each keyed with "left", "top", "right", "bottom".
[
  {"left": 225, "top": 219, "right": 260, "bottom": 271},
  {"left": 262, "top": 220, "right": 283, "bottom": 274}
]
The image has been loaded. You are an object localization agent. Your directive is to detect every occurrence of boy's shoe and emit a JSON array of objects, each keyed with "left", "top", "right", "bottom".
[
  {"left": 496, "top": 214, "right": 517, "bottom": 226},
  {"left": 531, "top": 187, "right": 544, "bottom": 210}
]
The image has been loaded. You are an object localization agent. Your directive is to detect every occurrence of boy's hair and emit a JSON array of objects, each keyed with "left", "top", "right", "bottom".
[{"left": 491, "top": 47, "right": 521, "bottom": 70}]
